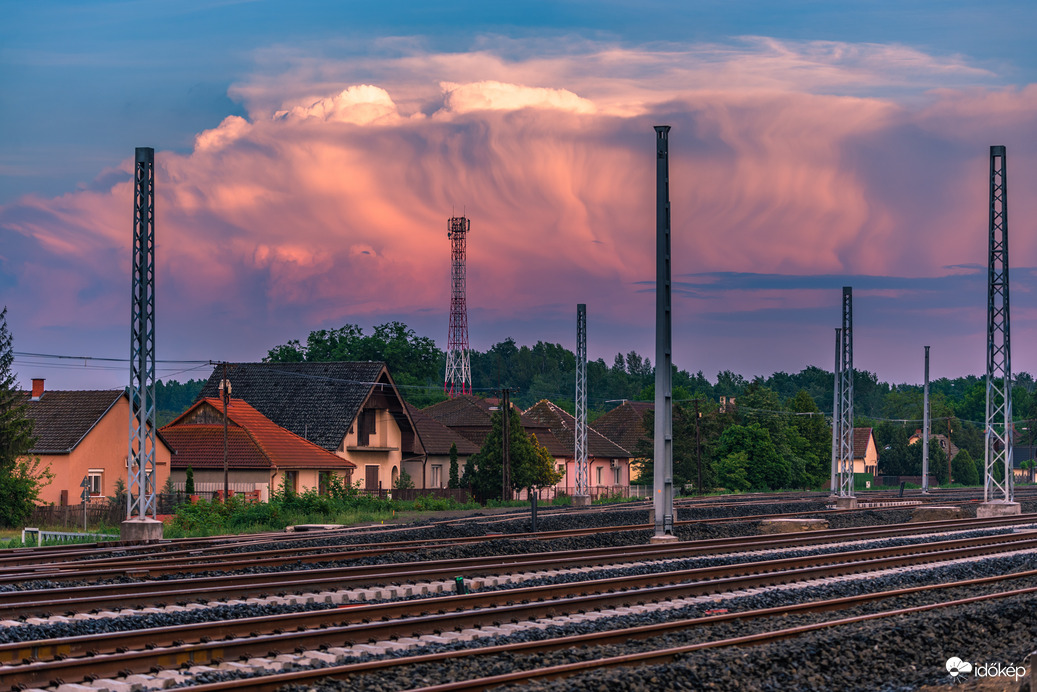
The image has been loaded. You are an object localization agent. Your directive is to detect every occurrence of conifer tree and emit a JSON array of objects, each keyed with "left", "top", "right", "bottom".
[{"left": 0, "top": 308, "right": 47, "bottom": 526}]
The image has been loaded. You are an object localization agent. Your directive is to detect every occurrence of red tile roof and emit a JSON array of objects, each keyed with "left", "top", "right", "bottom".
[
  {"left": 163, "top": 398, "right": 354, "bottom": 470},
  {"left": 853, "top": 427, "right": 874, "bottom": 460}
]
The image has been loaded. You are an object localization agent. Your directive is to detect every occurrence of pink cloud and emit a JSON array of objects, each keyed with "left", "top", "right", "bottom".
[{"left": 2, "top": 39, "right": 1035, "bottom": 385}]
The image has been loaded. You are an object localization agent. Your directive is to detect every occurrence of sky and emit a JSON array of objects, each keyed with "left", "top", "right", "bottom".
[{"left": 2, "top": 0, "right": 1037, "bottom": 393}]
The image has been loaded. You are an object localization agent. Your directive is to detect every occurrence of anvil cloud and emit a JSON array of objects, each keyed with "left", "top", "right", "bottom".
[{"left": 2, "top": 38, "right": 1037, "bottom": 390}]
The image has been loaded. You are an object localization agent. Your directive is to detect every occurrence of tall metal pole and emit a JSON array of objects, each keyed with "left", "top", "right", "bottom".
[
  {"left": 984, "top": 145, "right": 1013, "bottom": 504},
  {"left": 222, "top": 362, "right": 230, "bottom": 501},
  {"left": 922, "top": 346, "right": 930, "bottom": 492},
  {"left": 501, "top": 388, "right": 511, "bottom": 501},
  {"left": 694, "top": 399, "right": 702, "bottom": 495},
  {"left": 127, "top": 147, "right": 157, "bottom": 521},
  {"left": 837, "top": 287, "right": 855, "bottom": 499},
  {"left": 574, "top": 304, "right": 589, "bottom": 503},
  {"left": 830, "top": 328, "right": 841, "bottom": 495},
  {"left": 653, "top": 125, "right": 674, "bottom": 540}
]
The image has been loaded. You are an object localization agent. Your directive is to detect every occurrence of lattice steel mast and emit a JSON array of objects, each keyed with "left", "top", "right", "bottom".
[
  {"left": 445, "top": 216, "right": 472, "bottom": 397},
  {"left": 574, "top": 304, "right": 588, "bottom": 500},
  {"left": 836, "top": 287, "right": 855, "bottom": 498},
  {"left": 985, "top": 145, "right": 1013, "bottom": 503},
  {"left": 653, "top": 125, "right": 675, "bottom": 540},
  {"left": 128, "top": 147, "right": 157, "bottom": 520}
]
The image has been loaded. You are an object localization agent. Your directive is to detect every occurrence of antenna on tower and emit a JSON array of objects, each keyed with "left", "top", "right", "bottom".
[{"left": 445, "top": 215, "right": 472, "bottom": 397}]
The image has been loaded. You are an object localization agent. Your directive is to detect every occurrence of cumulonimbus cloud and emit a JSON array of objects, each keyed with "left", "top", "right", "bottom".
[{"left": 1, "top": 38, "right": 1034, "bottom": 382}]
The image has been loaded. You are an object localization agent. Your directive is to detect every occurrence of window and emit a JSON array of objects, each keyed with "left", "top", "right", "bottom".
[
  {"left": 88, "top": 470, "right": 103, "bottom": 496},
  {"left": 614, "top": 465, "right": 621, "bottom": 485},
  {"left": 357, "top": 410, "right": 377, "bottom": 446},
  {"left": 284, "top": 470, "right": 299, "bottom": 494},
  {"left": 431, "top": 465, "right": 442, "bottom": 488},
  {"left": 318, "top": 471, "right": 333, "bottom": 496},
  {"left": 596, "top": 466, "right": 602, "bottom": 486}
]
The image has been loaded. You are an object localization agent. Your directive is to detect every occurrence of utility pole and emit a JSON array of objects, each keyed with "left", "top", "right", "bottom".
[
  {"left": 652, "top": 124, "right": 676, "bottom": 542},
  {"left": 922, "top": 346, "right": 930, "bottom": 492},
  {"left": 501, "top": 388, "right": 511, "bottom": 502},
  {"left": 830, "top": 328, "right": 841, "bottom": 497},
  {"left": 693, "top": 398, "right": 702, "bottom": 495},
  {"left": 574, "top": 303, "right": 589, "bottom": 506},
  {"left": 981, "top": 145, "right": 1019, "bottom": 516},
  {"left": 221, "top": 362, "right": 230, "bottom": 501},
  {"left": 123, "top": 146, "right": 162, "bottom": 542}
]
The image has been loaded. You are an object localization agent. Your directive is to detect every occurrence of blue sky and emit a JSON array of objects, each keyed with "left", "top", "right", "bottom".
[{"left": 2, "top": 0, "right": 1036, "bottom": 390}]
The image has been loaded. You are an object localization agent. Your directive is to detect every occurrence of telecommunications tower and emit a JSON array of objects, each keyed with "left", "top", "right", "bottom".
[{"left": 444, "top": 216, "right": 472, "bottom": 397}]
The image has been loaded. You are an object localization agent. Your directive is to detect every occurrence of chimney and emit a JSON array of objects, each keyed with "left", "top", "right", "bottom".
[{"left": 31, "top": 378, "right": 45, "bottom": 400}]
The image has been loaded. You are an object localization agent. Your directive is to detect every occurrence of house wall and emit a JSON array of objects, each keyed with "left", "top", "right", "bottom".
[
  {"left": 339, "top": 407, "right": 404, "bottom": 491},
  {"left": 855, "top": 436, "right": 879, "bottom": 475},
  {"left": 35, "top": 396, "right": 171, "bottom": 506},
  {"left": 555, "top": 456, "right": 629, "bottom": 493},
  {"left": 169, "top": 469, "right": 271, "bottom": 486}
]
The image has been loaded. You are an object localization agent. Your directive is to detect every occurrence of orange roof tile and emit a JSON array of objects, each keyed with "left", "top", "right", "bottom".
[{"left": 163, "top": 398, "right": 354, "bottom": 470}]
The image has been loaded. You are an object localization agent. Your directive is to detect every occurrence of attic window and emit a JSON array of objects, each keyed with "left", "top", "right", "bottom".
[{"left": 357, "top": 410, "right": 377, "bottom": 446}]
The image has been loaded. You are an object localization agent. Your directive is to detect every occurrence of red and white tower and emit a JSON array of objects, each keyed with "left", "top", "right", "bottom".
[{"left": 445, "top": 216, "right": 472, "bottom": 397}]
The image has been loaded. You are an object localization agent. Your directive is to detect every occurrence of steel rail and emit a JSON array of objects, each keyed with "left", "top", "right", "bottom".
[
  {"left": 2, "top": 516, "right": 1036, "bottom": 617},
  {"left": 3, "top": 533, "right": 1037, "bottom": 687},
  {"left": 10, "top": 560, "right": 1037, "bottom": 691},
  {"left": 5, "top": 508, "right": 1035, "bottom": 585},
  {"left": 3, "top": 517, "right": 1036, "bottom": 618}
]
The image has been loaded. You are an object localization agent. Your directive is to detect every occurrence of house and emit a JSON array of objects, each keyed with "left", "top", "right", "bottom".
[
  {"left": 591, "top": 401, "right": 654, "bottom": 459},
  {"left": 21, "top": 379, "right": 173, "bottom": 506},
  {"left": 523, "top": 400, "right": 633, "bottom": 493},
  {"left": 854, "top": 427, "right": 879, "bottom": 476},
  {"left": 161, "top": 397, "right": 355, "bottom": 497},
  {"left": 195, "top": 362, "right": 423, "bottom": 493},
  {"left": 420, "top": 394, "right": 570, "bottom": 463},
  {"left": 908, "top": 429, "right": 959, "bottom": 461},
  {"left": 404, "top": 403, "right": 479, "bottom": 489}
]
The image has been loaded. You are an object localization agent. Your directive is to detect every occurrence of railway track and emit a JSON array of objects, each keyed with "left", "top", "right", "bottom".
[{"left": 3, "top": 514, "right": 1037, "bottom": 690}]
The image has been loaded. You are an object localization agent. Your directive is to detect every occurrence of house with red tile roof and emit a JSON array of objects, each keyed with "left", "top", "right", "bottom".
[
  {"left": 523, "top": 400, "right": 633, "bottom": 494},
  {"left": 854, "top": 427, "right": 879, "bottom": 476},
  {"left": 194, "top": 362, "right": 424, "bottom": 493},
  {"left": 162, "top": 397, "right": 354, "bottom": 497},
  {"left": 21, "top": 378, "right": 173, "bottom": 506}
]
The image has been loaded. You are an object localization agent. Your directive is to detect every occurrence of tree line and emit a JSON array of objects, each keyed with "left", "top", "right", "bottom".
[{"left": 155, "top": 321, "right": 1037, "bottom": 494}]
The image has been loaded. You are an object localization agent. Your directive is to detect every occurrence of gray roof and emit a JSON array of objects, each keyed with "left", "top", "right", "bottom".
[
  {"left": 524, "top": 400, "right": 632, "bottom": 459},
  {"left": 22, "top": 390, "right": 123, "bottom": 454},
  {"left": 197, "top": 362, "right": 406, "bottom": 453}
]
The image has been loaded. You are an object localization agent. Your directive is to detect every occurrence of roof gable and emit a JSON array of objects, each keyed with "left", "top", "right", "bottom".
[
  {"left": 524, "top": 400, "right": 631, "bottom": 459},
  {"left": 163, "top": 397, "right": 354, "bottom": 470},
  {"left": 196, "top": 362, "right": 404, "bottom": 453},
  {"left": 592, "top": 401, "right": 653, "bottom": 453}
]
